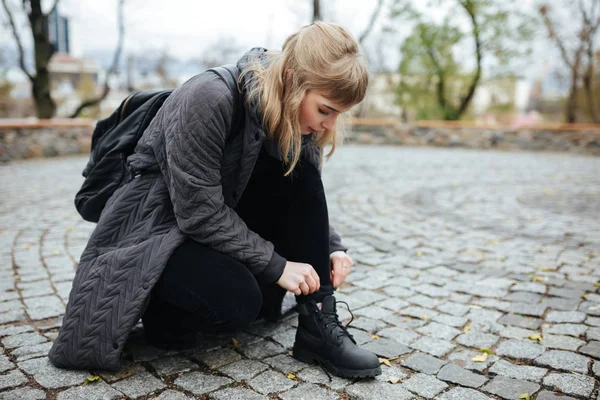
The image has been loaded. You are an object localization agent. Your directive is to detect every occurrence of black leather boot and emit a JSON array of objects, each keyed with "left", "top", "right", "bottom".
[{"left": 292, "top": 295, "right": 381, "bottom": 378}]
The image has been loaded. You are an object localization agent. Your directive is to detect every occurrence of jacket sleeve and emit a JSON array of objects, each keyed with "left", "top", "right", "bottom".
[{"left": 156, "top": 73, "right": 285, "bottom": 284}]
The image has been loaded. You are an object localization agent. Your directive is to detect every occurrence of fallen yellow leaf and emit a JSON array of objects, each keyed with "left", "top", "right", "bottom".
[
  {"left": 370, "top": 334, "right": 381, "bottom": 340},
  {"left": 379, "top": 357, "right": 391, "bottom": 367},
  {"left": 83, "top": 375, "right": 100, "bottom": 385},
  {"left": 231, "top": 338, "right": 241, "bottom": 350},
  {"left": 469, "top": 305, "right": 482, "bottom": 310},
  {"left": 462, "top": 325, "right": 472, "bottom": 333},
  {"left": 480, "top": 348, "right": 496, "bottom": 355},
  {"left": 531, "top": 276, "right": 547, "bottom": 282},
  {"left": 22, "top": 244, "right": 32, "bottom": 249},
  {"left": 287, "top": 373, "right": 296, "bottom": 379},
  {"left": 538, "top": 266, "right": 553, "bottom": 272},
  {"left": 519, "top": 394, "right": 531, "bottom": 400},
  {"left": 51, "top": 249, "right": 60, "bottom": 255},
  {"left": 416, "top": 251, "right": 424, "bottom": 257},
  {"left": 420, "top": 314, "right": 429, "bottom": 320},
  {"left": 388, "top": 377, "right": 401, "bottom": 384},
  {"left": 486, "top": 239, "right": 501, "bottom": 246},
  {"left": 589, "top": 304, "right": 600, "bottom": 311},
  {"left": 472, "top": 353, "right": 488, "bottom": 362},
  {"left": 527, "top": 334, "right": 543, "bottom": 342},
  {"left": 594, "top": 282, "right": 600, "bottom": 287},
  {"left": 582, "top": 294, "right": 589, "bottom": 300}
]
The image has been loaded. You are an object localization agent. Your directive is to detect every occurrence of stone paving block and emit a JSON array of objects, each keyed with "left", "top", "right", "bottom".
[
  {"left": 378, "top": 298, "right": 410, "bottom": 311},
  {"left": 536, "top": 391, "right": 577, "bottom": 400},
  {"left": 488, "top": 359, "right": 547, "bottom": 382},
  {"left": 534, "top": 350, "right": 590, "bottom": 374},
  {"left": 248, "top": 370, "right": 296, "bottom": 395},
  {"left": 436, "top": 363, "right": 488, "bottom": 387},
  {"left": 295, "top": 365, "right": 352, "bottom": 390},
  {"left": 437, "top": 302, "right": 471, "bottom": 316},
  {"left": 0, "top": 325, "right": 34, "bottom": 337},
  {"left": 271, "top": 328, "right": 296, "bottom": 349},
  {"left": 0, "top": 369, "right": 28, "bottom": 390},
  {"left": 543, "top": 373, "right": 595, "bottom": 398},
  {"left": 196, "top": 348, "right": 242, "bottom": 368},
  {"left": 432, "top": 313, "right": 468, "bottom": 328},
  {"left": 375, "top": 364, "right": 410, "bottom": 384},
  {"left": 218, "top": 359, "right": 269, "bottom": 381},
  {"left": 407, "top": 294, "right": 441, "bottom": 309},
  {"left": 410, "top": 336, "right": 455, "bottom": 357},
  {"left": 587, "top": 327, "right": 600, "bottom": 340},
  {"left": 110, "top": 372, "right": 166, "bottom": 398},
  {"left": 542, "top": 297, "right": 582, "bottom": 311},
  {"left": 416, "top": 322, "right": 461, "bottom": 341},
  {"left": 507, "top": 302, "right": 547, "bottom": 317},
  {"left": 10, "top": 341, "right": 53, "bottom": 361},
  {"left": 437, "top": 387, "right": 492, "bottom": 400},
  {"left": 496, "top": 339, "right": 545, "bottom": 360},
  {"left": 448, "top": 349, "right": 497, "bottom": 372},
  {"left": 263, "top": 354, "right": 306, "bottom": 374},
  {"left": 279, "top": 383, "right": 340, "bottom": 400},
  {"left": 96, "top": 360, "right": 146, "bottom": 383},
  {"left": 399, "top": 306, "right": 439, "bottom": 320},
  {"left": 56, "top": 381, "right": 123, "bottom": 400},
  {"left": 456, "top": 330, "right": 499, "bottom": 348},
  {"left": 174, "top": 371, "right": 232, "bottom": 396},
  {"left": 467, "top": 309, "right": 503, "bottom": 324},
  {"left": 0, "top": 354, "right": 15, "bottom": 373},
  {"left": 511, "top": 282, "right": 547, "bottom": 293},
  {"left": 401, "top": 352, "right": 446, "bottom": 374},
  {"left": 154, "top": 390, "right": 193, "bottom": 400},
  {"left": 354, "top": 305, "right": 394, "bottom": 320},
  {"left": 0, "top": 387, "right": 46, "bottom": 400},
  {"left": 481, "top": 376, "right": 540, "bottom": 400},
  {"left": 362, "top": 338, "right": 411, "bottom": 358},
  {"left": 580, "top": 340, "right": 600, "bottom": 359},
  {"left": 242, "top": 340, "right": 286, "bottom": 360},
  {"left": 210, "top": 387, "right": 267, "bottom": 400},
  {"left": 345, "top": 379, "right": 415, "bottom": 400},
  {"left": 381, "top": 315, "right": 426, "bottom": 329},
  {"left": 471, "top": 298, "right": 511, "bottom": 312},
  {"left": 347, "top": 328, "right": 372, "bottom": 345},
  {"left": 541, "top": 334, "right": 585, "bottom": 351},
  {"left": 1, "top": 332, "right": 46, "bottom": 349},
  {"left": 499, "top": 326, "right": 538, "bottom": 340},
  {"left": 19, "top": 357, "right": 89, "bottom": 389},
  {"left": 546, "top": 311, "right": 586, "bottom": 323},
  {"left": 504, "top": 291, "right": 543, "bottom": 303},
  {"left": 498, "top": 314, "right": 543, "bottom": 330},
  {"left": 401, "top": 372, "right": 448, "bottom": 398},
  {"left": 376, "top": 327, "right": 419, "bottom": 345},
  {"left": 349, "top": 316, "right": 388, "bottom": 333},
  {"left": 149, "top": 355, "right": 197, "bottom": 376},
  {"left": 543, "top": 323, "right": 589, "bottom": 337}
]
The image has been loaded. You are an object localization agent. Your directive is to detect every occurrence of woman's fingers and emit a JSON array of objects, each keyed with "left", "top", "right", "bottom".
[
  {"left": 305, "top": 274, "right": 318, "bottom": 293},
  {"left": 299, "top": 281, "right": 310, "bottom": 295}
]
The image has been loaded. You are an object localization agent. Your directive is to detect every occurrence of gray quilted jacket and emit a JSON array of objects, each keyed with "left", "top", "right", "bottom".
[{"left": 48, "top": 48, "right": 346, "bottom": 370}]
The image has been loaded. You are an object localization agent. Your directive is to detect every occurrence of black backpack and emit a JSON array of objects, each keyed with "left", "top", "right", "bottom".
[{"left": 75, "top": 65, "right": 242, "bottom": 223}]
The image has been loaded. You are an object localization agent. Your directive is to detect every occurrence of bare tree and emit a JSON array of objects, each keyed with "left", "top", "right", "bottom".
[
  {"left": 540, "top": 1, "right": 600, "bottom": 123},
  {"left": 313, "top": 0, "right": 321, "bottom": 22},
  {"left": 2, "top": 0, "right": 59, "bottom": 118},
  {"left": 358, "top": 0, "right": 384, "bottom": 46},
  {"left": 69, "top": 0, "right": 125, "bottom": 118}
]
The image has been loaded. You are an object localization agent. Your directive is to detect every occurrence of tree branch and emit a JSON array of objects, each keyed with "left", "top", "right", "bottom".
[
  {"left": 539, "top": 5, "right": 574, "bottom": 70},
  {"left": 45, "top": 0, "right": 60, "bottom": 17},
  {"left": 70, "top": 0, "right": 125, "bottom": 117},
  {"left": 359, "top": 0, "right": 384, "bottom": 46},
  {"left": 426, "top": 48, "right": 448, "bottom": 113},
  {"left": 1, "top": 0, "right": 33, "bottom": 81}
]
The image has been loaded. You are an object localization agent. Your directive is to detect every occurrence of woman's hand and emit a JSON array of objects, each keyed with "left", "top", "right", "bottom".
[
  {"left": 330, "top": 251, "right": 353, "bottom": 288},
  {"left": 276, "top": 261, "right": 320, "bottom": 296}
]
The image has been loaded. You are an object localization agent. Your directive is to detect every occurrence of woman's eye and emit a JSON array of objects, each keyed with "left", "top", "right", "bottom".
[{"left": 318, "top": 108, "right": 329, "bottom": 116}]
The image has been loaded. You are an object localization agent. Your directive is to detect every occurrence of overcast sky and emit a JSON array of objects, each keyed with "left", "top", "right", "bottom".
[{"left": 0, "top": 0, "right": 561, "bottom": 80}]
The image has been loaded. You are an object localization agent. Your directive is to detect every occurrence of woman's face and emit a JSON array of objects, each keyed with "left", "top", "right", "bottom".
[{"left": 299, "top": 90, "right": 351, "bottom": 135}]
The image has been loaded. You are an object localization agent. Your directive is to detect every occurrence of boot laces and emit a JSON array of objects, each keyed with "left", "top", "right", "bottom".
[{"left": 318, "top": 300, "right": 355, "bottom": 343}]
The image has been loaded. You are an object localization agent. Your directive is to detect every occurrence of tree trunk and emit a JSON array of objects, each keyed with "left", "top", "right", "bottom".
[
  {"left": 313, "top": 0, "right": 321, "bottom": 22},
  {"left": 583, "top": 42, "right": 599, "bottom": 122},
  {"left": 566, "top": 71, "right": 579, "bottom": 123},
  {"left": 29, "top": 0, "right": 56, "bottom": 118}
]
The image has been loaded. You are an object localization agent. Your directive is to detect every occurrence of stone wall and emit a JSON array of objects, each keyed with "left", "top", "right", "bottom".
[
  {"left": 346, "top": 123, "right": 600, "bottom": 156},
  {"left": 0, "top": 120, "right": 93, "bottom": 162},
  {"left": 2, "top": 119, "right": 600, "bottom": 162}
]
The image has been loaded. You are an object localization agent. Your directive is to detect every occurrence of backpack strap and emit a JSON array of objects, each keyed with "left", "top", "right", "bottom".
[{"left": 208, "top": 65, "right": 244, "bottom": 139}]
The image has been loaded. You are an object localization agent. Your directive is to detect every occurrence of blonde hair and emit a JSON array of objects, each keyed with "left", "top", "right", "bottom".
[{"left": 241, "top": 22, "right": 369, "bottom": 175}]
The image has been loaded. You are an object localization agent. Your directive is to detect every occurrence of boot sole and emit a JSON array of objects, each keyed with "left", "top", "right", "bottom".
[{"left": 292, "top": 345, "right": 382, "bottom": 379}]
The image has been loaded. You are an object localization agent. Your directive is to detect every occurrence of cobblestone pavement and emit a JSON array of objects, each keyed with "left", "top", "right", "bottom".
[{"left": 1, "top": 146, "right": 600, "bottom": 400}]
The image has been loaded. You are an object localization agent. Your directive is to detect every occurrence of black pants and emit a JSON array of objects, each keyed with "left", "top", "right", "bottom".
[{"left": 142, "top": 150, "right": 333, "bottom": 336}]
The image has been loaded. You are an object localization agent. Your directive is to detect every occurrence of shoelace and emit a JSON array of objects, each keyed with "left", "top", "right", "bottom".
[
  {"left": 319, "top": 300, "right": 355, "bottom": 343},
  {"left": 315, "top": 300, "right": 356, "bottom": 382}
]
